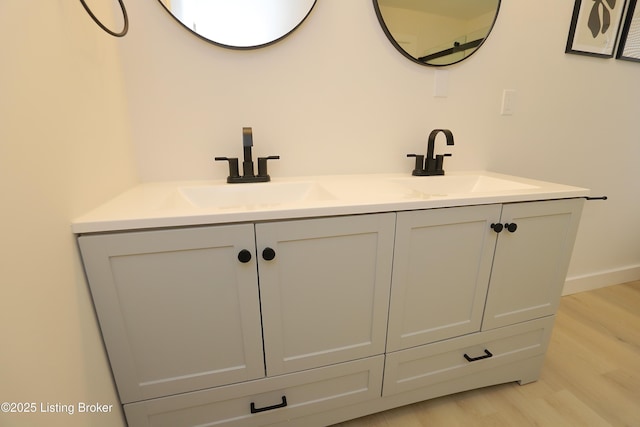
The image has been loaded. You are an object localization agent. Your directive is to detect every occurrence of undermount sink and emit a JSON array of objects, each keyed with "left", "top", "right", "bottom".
[
  {"left": 179, "top": 181, "right": 335, "bottom": 209},
  {"left": 392, "top": 174, "right": 539, "bottom": 196}
]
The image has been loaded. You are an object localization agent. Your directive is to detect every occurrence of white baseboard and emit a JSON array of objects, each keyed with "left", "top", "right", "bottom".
[{"left": 563, "top": 264, "right": 640, "bottom": 295}]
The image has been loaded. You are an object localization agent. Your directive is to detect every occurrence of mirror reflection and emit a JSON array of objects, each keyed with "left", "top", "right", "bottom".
[
  {"left": 158, "top": 0, "right": 316, "bottom": 49},
  {"left": 374, "top": 0, "right": 501, "bottom": 66}
]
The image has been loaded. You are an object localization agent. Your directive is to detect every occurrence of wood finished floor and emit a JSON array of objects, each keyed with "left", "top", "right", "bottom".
[{"left": 332, "top": 280, "right": 640, "bottom": 427}]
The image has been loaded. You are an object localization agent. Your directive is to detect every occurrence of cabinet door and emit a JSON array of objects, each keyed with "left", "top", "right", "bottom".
[
  {"left": 387, "top": 205, "right": 501, "bottom": 352},
  {"left": 482, "top": 199, "right": 584, "bottom": 330},
  {"left": 256, "top": 214, "right": 395, "bottom": 376},
  {"left": 78, "top": 225, "right": 265, "bottom": 403}
]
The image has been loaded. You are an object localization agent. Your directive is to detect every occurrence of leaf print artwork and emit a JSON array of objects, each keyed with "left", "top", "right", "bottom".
[
  {"left": 566, "top": 0, "right": 627, "bottom": 57},
  {"left": 588, "top": 0, "right": 617, "bottom": 37}
]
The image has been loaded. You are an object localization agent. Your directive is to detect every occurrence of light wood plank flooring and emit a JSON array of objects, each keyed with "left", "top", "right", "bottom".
[{"left": 333, "top": 280, "right": 640, "bottom": 427}]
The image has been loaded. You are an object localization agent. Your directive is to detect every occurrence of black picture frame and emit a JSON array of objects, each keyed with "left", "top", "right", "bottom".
[
  {"left": 616, "top": 0, "right": 640, "bottom": 61},
  {"left": 566, "top": 0, "right": 627, "bottom": 58}
]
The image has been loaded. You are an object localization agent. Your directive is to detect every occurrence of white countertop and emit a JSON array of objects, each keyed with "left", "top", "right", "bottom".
[{"left": 71, "top": 171, "right": 590, "bottom": 234}]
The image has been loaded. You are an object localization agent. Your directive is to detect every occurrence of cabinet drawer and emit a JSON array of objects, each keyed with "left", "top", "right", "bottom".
[
  {"left": 124, "top": 356, "right": 384, "bottom": 427},
  {"left": 383, "top": 317, "right": 554, "bottom": 396}
]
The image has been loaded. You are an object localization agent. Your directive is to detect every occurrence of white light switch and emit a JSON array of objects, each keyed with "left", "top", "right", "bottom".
[
  {"left": 501, "top": 90, "right": 517, "bottom": 115},
  {"left": 434, "top": 70, "right": 449, "bottom": 97}
]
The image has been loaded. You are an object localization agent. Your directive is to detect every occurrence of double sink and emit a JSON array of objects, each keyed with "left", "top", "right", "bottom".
[
  {"left": 178, "top": 173, "right": 540, "bottom": 210},
  {"left": 71, "top": 171, "right": 589, "bottom": 233}
]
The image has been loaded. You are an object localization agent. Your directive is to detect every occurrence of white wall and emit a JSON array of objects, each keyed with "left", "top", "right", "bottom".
[
  {"left": 0, "top": 2, "right": 136, "bottom": 426},
  {"left": 2, "top": 0, "right": 638, "bottom": 426},
  {"left": 480, "top": 1, "right": 640, "bottom": 291},
  {"left": 120, "top": 0, "right": 639, "bottom": 289}
]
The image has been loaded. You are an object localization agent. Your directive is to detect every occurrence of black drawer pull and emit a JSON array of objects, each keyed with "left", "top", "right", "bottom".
[
  {"left": 464, "top": 349, "right": 493, "bottom": 362},
  {"left": 250, "top": 396, "right": 287, "bottom": 414}
]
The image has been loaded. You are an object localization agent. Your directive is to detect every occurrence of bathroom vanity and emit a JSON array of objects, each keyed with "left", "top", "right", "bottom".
[{"left": 73, "top": 172, "right": 588, "bottom": 427}]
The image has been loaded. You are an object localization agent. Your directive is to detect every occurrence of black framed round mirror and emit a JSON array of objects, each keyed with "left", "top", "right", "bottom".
[
  {"left": 158, "top": 0, "right": 317, "bottom": 49},
  {"left": 373, "top": 0, "right": 501, "bottom": 66}
]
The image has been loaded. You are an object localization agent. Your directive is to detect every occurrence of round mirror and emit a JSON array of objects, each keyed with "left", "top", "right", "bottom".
[
  {"left": 158, "top": 0, "right": 317, "bottom": 49},
  {"left": 373, "top": 0, "right": 501, "bottom": 66}
]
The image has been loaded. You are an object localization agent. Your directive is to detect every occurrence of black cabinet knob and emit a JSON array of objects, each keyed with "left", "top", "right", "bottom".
[
  {"left": 262, "top": 247, "right": 276, "bottom": 261},
  {"left": 490, "top": 223, "right": 504, "bottom": 233},
  {"left": 505, "top": 223, "right": 518, "bottom": 233},
  {"left": 237, "top": 249, "right": 252, "bottom": 263}
]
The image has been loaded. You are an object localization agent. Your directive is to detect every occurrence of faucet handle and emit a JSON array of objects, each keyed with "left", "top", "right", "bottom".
[
  {"left": 215, "top": 157, "right": 240, "bottom": 180},
  {"left": 434, "top": 153, "right": 452, "bottom": 175},
  {"left": 407, "top": 154, "right": 426, "bottom": 176},
  {"left": 257, "top": 156, "right": 280, "bottom": 179}
]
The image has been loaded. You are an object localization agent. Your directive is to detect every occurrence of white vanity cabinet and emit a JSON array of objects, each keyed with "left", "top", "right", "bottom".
[{"left": 76, "top": 185, "right": 586, "bottom": 427}]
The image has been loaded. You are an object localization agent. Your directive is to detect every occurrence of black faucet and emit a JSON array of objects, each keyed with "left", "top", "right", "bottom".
[
  {"left": 215, "top": 127, "right": 280, "bottom": 183},
  {"left": 407, "top": 129, "right": 454, "bottom": 176}
]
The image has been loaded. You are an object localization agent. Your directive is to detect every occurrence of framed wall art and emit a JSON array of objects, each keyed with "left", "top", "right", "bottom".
[
  {"left": 617, "top": 0, "right": 640, "bottom": 61},
  {"left": 566, "top": 0, "right": 627, "bottom": 57}
]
